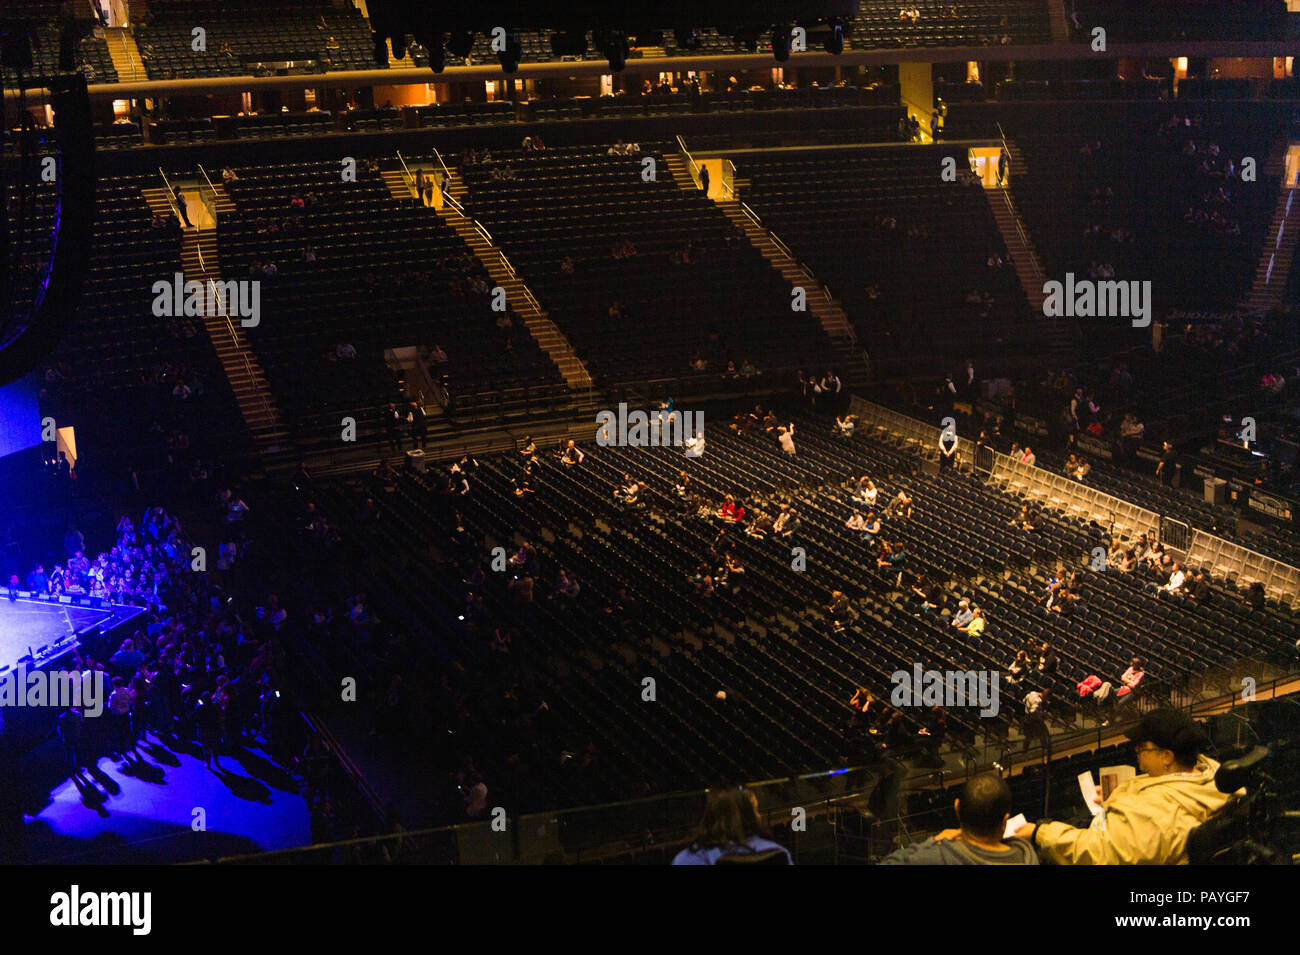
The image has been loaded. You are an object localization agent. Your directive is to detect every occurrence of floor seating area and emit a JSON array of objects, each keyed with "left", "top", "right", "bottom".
[
  {"left": 217, "top": 159, "right": 568, "bottom": 451},
  {"left": 456, "top": 144, "right": 840, "bottom": 389},
  {"left": 308, "top": 403, "right": 1297, "bottom": 814},
  {"left": 735, "top": 145, "right": 1043, "bottom": 379}
]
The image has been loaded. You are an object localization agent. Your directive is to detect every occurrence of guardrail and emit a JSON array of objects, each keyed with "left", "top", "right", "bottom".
[
  {"left": 195, "top": 162, "right": 220, "bottom": 225},
  {"left": 395, "top": 149, "right": 415, "bottom": 191},
  {"left": 207, "top": 277, "right": 273, "bottom": 426}
]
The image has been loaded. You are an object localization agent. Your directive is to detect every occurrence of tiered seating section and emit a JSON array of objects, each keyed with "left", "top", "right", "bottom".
[
  {"left": 218, "top": 159, "right": 568, "bottom": 449},
  {"left": 2, "top": 1, "right": 116, "bottom": 87},
  {"left": 1069, "top": 1, "right": 1288, "bottom": 43},
  {"left": 954, "top": 102, "right": 1284, "bottom": 326},
  {"left": 136, "top": 0, "right": 372, "bottom": 79},
  {"left": 456, "top": 145, "right": 839, "bottom": 390},
  {"left": 33, "top": 174, "right": 243, "bottom": 458},
  {"left": 12, "top": 1, "right": 1056, "bottom": 87},
  {"left": 313, "top": 407, "right": 1296, "bottom": 813},
  {"left": 735, "top": 145, "right": 1043, "bottom": 378}
]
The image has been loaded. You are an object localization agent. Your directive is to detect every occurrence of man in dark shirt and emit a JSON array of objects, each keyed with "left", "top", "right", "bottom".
[
  {"left": 57, "top": 707, "right": 85, "bottom": 776},
  {"left": 880, "top": 773, "right": 1038, "bottom": 864},
  {"left": 1188, "top": 568, "right": 1212, "bottom": 602},
  {"left": 1156, "top": 441, "right": 1178, "bottom": 486}
]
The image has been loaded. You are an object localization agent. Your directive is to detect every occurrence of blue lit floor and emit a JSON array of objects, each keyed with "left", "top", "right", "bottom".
[{"left": 20, "top": 731, "right": 310, "bottom": 863}]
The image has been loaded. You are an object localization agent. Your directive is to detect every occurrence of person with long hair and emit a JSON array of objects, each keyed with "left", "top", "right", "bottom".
[{"left": 672, "top": 786, "right": 792, "bottom": 864}]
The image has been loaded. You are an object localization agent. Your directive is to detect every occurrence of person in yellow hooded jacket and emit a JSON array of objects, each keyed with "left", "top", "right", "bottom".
[{"left": 1015, "top": 708, "right": 1235, "bottom": 864}]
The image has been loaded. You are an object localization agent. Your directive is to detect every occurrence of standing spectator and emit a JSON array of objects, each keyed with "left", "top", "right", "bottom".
[
  {"left": 57, "top": 706, "right": 85, "bottom": 777},
  {"left": 174, "top": 187, "right": 194, "bottom": 228},
  {"left": 699, "top": 163, "right": 710, "bottom": 196}
]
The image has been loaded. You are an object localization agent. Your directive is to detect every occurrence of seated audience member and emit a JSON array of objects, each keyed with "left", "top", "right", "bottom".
[
  {"left": 614, "top": 474, "right": 641, "bottom": 505},
  {"left": 835, "top": 414, "right": 856, "bottom": 437},
  {"left": 950, "top": 599, "right": 974, "bottom": 628},
  {"left": 1011, "top": 505, "right": 1038, "bottom": 532},
  {"left": 1005, "top": 649, "right": 1029, "bottom": 686},
  {"left": 881, "top": 773, "right": 1039, "bottom": 865},
  {"left": 827, "top": 590, "right": 855, "bottom": 626},
  {"left": 959, "top": 606, "right": 986, "bottom": 637},
  {"left": 844, "top": 511, "right": 868, "bottom": 532},
  {"left": 717, "top": 495, "right": 745, "bottom": 523},
  {"left": 672, "top": 787, "right": 792, "bottom": 865},
  {"left": 772, "top": 505, "right": 800, "bottom": 538},
  {"left": 852, "top": 477, "right": 878, "bottom": 507},
  {"left": 746, "top": 510, "right": 775, "bottom": 539},
  {"left": 884, "top": 490, "right": 913, "bottom": 519},
  {"left": 1116, "top": 657, "right": 1145, "bottom": 704},
  {"left": 1163, "top": 562, "right": 1187, "bottom": 594},
  {"left": 1016, "top": 709, "right": 1233, "bottom": 864},
  {"left": 559, "top": 440, "right": 585, "bottom": 466}
]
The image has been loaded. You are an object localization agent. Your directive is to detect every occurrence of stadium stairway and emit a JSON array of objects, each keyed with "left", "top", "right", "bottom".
[
  {"left": 1244, "top": 138, "right": 1295, "bottom": 312},
  {"left": 987, "top": 172, "right": 1080, "bottom": 364},
  {"left": 104, "top": 27, "right": 147, "bottom": 83},
  {"left": 141, "top": 183, "right": 290, "bottom": 454},
  {"left": 411, "top": 167, "right": 598, "bottom": 404},
  {"left": 663, "top": 152, "right": 868, "bottom": 389}
]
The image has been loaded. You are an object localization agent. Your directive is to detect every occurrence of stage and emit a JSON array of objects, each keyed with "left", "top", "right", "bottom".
[{"left": 0, "top": 593, "right": 145, "bottom": 673}]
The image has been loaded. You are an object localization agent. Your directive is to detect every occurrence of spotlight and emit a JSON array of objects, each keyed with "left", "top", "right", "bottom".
[
  {"left": 497, "top": 32, "right": 521, "bottom": 73},
  {"left": 772, "top": 24, "right": 790, "bottom": 61},
  {"left": 674, "top": 26, "right": 699, "bottom": 50},
  {"left": 604, "top": 33, "right": 628, "bottom": 72},
  {"left": 733, "top": 29, "right": 759, "bottom": 53},
  {"left": 550, "top": 29, "right": 587, "bottom": 57},
  {"left": 448, "top": 31, "right": 474, "bottom": 60},
  {"left": 412, "top": 26, "right": 445, "bottom": 74},
  {"left": 823, "top": 21, "right": 844, "bottom": 55}
]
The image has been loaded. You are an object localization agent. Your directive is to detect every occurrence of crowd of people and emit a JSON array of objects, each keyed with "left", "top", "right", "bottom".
[{"left": 27, "top": 504, "right": 292, "bottom": 791}]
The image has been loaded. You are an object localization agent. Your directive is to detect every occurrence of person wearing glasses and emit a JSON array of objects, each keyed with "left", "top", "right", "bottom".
[{"left": 1014, "top": 708, "right": 1234, "bottom": 864}]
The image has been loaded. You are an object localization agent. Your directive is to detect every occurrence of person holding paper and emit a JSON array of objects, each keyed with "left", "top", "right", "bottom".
[
  {"left": 1015, "top": 708, "right": 1233, "bottom": 864},
  {"left": 880, "top": 774, "right": 1039, "bottom": 865}
]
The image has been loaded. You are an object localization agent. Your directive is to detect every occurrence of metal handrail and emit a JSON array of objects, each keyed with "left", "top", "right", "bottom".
[
  {"left": 675, "top": 133, "right": 700, "bottom": 185},
  {"left": 429, "top": 147, "right": 468, "bottom": 211},
  {"left": 195, "top": 162, "right": 220, "bottom": 224},
  {"left": 208, "top": 277, "right": 273, "bottom": 425},
  {"left": 117, "top": 29, "right": 144, "bottom": 82},
  {"left": 395, "top": 149, "right": 415, "bottom": 190},
  {"left": 157, "top": 167, "right": 182, "bottom": 218}
]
